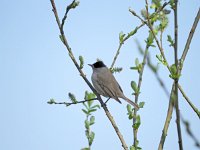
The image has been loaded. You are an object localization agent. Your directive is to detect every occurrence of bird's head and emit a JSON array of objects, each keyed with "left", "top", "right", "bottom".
[{"left": 88, "top": 61, "right": 106, "bottom": 70}]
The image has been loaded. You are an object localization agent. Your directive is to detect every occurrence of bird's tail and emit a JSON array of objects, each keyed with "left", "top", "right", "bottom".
[{"left": 123, "top": 97, "right": 139, "bottom": 110}]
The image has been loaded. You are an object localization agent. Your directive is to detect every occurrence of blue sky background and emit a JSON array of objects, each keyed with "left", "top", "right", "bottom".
[{"left": 0, "top": 0, "right": 200, "bottom": 150}]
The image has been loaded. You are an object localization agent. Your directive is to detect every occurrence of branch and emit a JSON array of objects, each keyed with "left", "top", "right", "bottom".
[
  {"left": 136, "top": 40, "right": 170, "bottom": 97},
  {"left": 136, "top": 41, "right": 200, "bottom": 149},
  {"left": 50, "top": 1, "right": 128, "bottom": 149},
  {"left": 130, "top": 1, "right": 171, "bottom": 71},
  {"left": 178, "top": 84, "right": 200, "bottom": 119},
  {"left": 181, "top": 8, "right": 200, "bottom": 63},
  {"left": 181, "top": 116, "right": 200, "bottom": 148},
  {"left": 110, "top": 23, "right": 144, "bottom": 69},
  {"left": 133, "top": 44, "right": 149, "bottom": 147},
  {"left": 111, "top": 1, "right": 170, "bottom": 69},
  {"left": 61, "top": 0, "right": 79, "bottom": 32},
  {"left": 48, "top": 98, "right": 98, "bottom": 106},
  {"left": 158, "top": 83, "right": 175, "bottom": 150}
]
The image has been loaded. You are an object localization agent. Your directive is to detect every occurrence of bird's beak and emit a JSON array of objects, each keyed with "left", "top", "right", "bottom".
[{"left": 88, "top": 64, "right": 92, "bottom": 67}]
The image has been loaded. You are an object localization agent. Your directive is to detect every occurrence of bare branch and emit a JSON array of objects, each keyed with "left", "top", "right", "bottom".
[
  {"left": 181, "top": 116, "right": 200, "bottom": 148},
  {"left": 158, "top": 83, "right": 175, "bottom": 150},
  {"left": 178, "top": 84, "right": 200, "bottom": 119},
  {"left": 181, "top": 8, "right": 200, "bottom": 62}
]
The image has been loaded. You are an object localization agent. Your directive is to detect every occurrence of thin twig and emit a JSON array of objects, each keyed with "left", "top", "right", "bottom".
[
  {"left": 173, "top": 1, "right": 183, "bottom": 149},
  {"left": 130, "top": 1, "right": 171, "bottom": 71},
  {"left": 61, "top": 0, "right": 77, "bottom": 31},
  {"left": 158, "top": 83, "right": 175, "bottom": 150},
  {"left": 50, "top": 1, "right": 128, "bottom": 149},
  {"left": 177, "top": 8, "right": 200, "bottom": 118},
  {"left": 110, "top": 23, "right": 144, "bottom": 69},
  {"left": 135, "top": 40, "right": 170, "bottom": 97},
  {"left": 180, "top": 8, "right": 200, "bottom": 63},
  {"left": 133, "top": 1, "right": 153, "bottom": 147},
  {"left": 181, "top": 116, "right": 200, "bottom": 148},
  {"left": 133, "top": 45, "right": 149, "bottom": 147},
  {"left": 178, "top": 84, "right": 200, "bottom": 119},
  {"left": 110, "top": 2, "right": 170, "bottom": 69},
  {"left": 51, "top": 98, "right": 98, "bottom": 106}
]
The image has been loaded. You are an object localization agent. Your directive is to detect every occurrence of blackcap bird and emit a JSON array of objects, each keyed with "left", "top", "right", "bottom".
[{"left": 89, "top": 61, "right": 139, "bottom": 109}]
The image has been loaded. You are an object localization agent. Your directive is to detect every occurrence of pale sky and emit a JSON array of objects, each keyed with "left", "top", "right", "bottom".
[{"left": 0, "top": 0, "right": 200, "bottom": 150}]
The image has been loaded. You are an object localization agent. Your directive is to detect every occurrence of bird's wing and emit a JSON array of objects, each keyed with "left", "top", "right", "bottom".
[
  {"left": 96, "top": 68, "right": 123, "bottom": 99},
  {"left": 117, "top": 82, "right": 123, "bottom": 93}
]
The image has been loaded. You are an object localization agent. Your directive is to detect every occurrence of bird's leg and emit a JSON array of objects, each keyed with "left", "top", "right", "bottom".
[{"left": 105, "top": 97, "right": 111, "bottom": 104}]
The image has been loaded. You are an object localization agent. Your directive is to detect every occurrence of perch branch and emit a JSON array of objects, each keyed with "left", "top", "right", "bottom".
[{"left": 50, "top": 1, "right": 128, "bottom": 149}]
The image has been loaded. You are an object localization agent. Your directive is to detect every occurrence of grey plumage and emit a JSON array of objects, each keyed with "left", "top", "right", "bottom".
[{"left": 89, "top": 61, "right": 139, "bottom": 109}]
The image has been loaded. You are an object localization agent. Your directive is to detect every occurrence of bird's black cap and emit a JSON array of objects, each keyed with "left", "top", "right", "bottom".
[{"left": 93, "top": 61, "right": 106, "bottom": 68}]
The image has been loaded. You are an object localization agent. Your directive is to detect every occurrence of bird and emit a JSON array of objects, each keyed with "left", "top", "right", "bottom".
[{"left": 88, "top": 61, "right": 139, "bottom": 109}]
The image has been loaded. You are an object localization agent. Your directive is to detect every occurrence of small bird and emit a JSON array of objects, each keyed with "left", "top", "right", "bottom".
[{"left": 88, "top": 61, "right": 139, "bottom": 109}]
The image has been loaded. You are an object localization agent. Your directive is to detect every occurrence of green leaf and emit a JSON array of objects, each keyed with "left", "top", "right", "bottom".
[
  {"left": 85, "top": 129, "right": 89, "bottom": 138},
  {"left": 91, "top": 104, "right": 100, "bottom": 109},
  {"left": 152, "top": 0, "right": 161, "bottom": 8},
  {"left": 131, "top": 81, "right": 138, "bottom": 93},
  {"left": 82, "top": 109, "right": 89, "bottom": 115},
  {"left": 156, "top": 54, "right": 167, "bottom": 66},
  {"left": 135, "top": 58, "right": 139, "bottom": 66},
  {"left": 89, "top": 132, "right": 95, "bottom": 146},
  {"left": 141, "top": 9, "right": 147, "bottom": 19},
  {"left": 68, "top": 92, "right": 77, "bottom": 103},
  {"left": 128, "top": 114, "right": 134, "bottom": 120},
  {"left": 169, "top": 64, "right": 181, "bottom": 79},
  {"left": 127, "top": 104, "right": 132, "bottom": 114},
  {"left": 156, "top": 54, "right": 162, "bottom": 62},
  {"left": 170, "top": 0, "right": 175, "bottom": 9},
  {"left": 90, "top": 116, "right": 95, "bottom": 125},
  {"left": 88, "top": 109, "right": 97, "bottom": 113},
  {"left": 130, "top": 146, "right": 135, "bottom": 150},
  {"left": 81, "top": 147, "right": 90, "bottom": 150},
  {"left": 127, "top": 104, "right": 136, "bottom": 120},
  {"left": 111, "top": 67, "right": 123, "bottom": 73},
  {"left": 170, "top": 64, "right": 177, "bottom": 75},
  {"left": 47, "top": 98, "right": 55, "bottom": 104},
  {"left": 167, "top": 35, "right": 174, "bottom": 47},
  {"left": 119, "top": 31, "right": 126, "bottom": 44},
  {"left": 133, "top": 115, "right": 141, "bottom": 130},
  {"left": 130, "top": 66, "right": 138, "bottom": 70},
  {"left": 145, "top": 31, "right": 155, "bottom": 47},
  {"left": 85, "top": 120, "right": 90, "bottom": 129},
  {"left": 70, "top": 0, "right": 80, "bottom": 9},
  {"left": 139, "top": 102, "right": 145, "bottom": 108},
  {"left": 79, "top": 55, "right": 84, "bottom": 69},
  {"left": 160, "top": 15, "right": 169, "bottom": 30},
  {"left": 179, "top": 59, "right": 184, "bottom": 70},
  {"left": 84, "top": 91, "right": 96, "bottom": 107},
  {"left": 128, "top": 28, "right": 138, "bottom": 37}
]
